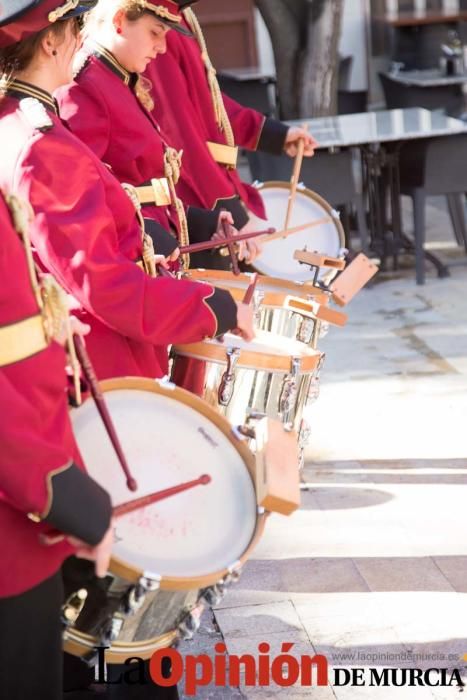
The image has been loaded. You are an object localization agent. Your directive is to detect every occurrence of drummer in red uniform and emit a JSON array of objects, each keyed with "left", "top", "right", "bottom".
[
  {"left": 145, "top": 0, "right": 317, "bottom": 258},
  {"left": 56, "top": 0, "right": 261, "bottom": 270},
  {"left": 0, "top": 0, "right": 254, "bottom": 390},
  {"left": 0, "top": 185, "right": 114, "bottom": 700}
]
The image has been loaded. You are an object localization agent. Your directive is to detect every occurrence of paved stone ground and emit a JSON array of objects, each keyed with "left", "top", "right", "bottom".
[{"left": 177, "top": 198, "right": 467, "bottom": 699}]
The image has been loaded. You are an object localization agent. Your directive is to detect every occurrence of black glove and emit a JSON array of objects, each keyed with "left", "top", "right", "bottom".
[{"left": 143, "top": 219, "right": 179, "bottom": 257}]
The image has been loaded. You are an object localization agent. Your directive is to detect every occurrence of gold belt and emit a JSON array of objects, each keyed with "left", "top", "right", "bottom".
[
  {"left": 206, "top": 141, "right": 239, "bottom": 168},
  {"left": 133, "top": 178, "right": 172, "bottom": 206},
  {"left": 0, "top": 313, "right": 48, "bottom": 367}
]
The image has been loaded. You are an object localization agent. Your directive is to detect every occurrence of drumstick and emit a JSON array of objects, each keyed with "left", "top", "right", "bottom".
[
  {"left": 179, "top": 219, "right": 327, "bottom": 256},
  {"left": 242, "top": 273, "right": 258, "bottom": 305},
  {"left": 284, "top": 123, "right": 308, "bottom": 230},
  {"left": 265, "top": 217, "right": 330, "bottom": 243},
  {"left": 221, "top": 218, "right": 241, "bottom": 276},
  {"left": 73, "top": 335, "right": 138, "bottom": 493},
  {"left": 114, "top": 475, "right": 212, "bottom": 517}
]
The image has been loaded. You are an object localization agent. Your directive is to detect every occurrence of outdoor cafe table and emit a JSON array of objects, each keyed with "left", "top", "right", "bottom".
[{"left": 287, "top": 108, "right": 467, "bottom": 273}]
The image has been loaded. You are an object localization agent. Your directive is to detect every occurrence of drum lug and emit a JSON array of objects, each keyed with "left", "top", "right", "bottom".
[
  {"left": 226, "top": 561, "right": 242, "bottom": 584},
  {"left": 331, "top": 208, "right": 342, "bottom": 221},
  {"left": 218, "top": 347, "right": 240, "bottom": 406},
  {"left": 178, "top": 603, "right": 204, "bottom": 640},
  {"left": 253, "top": 290, "right": 265, "bottom": 326},
  {"left": 200, "top": 583, "right": 225, "bottom": 607},
  {"left": 306, "top": 354, "right": 325, "bottom": 406},
  {"left": 61, "top": 588, "right": 88, "bottom": 627},
  {"left": 156, "top": 376, "right": 176, "bottom": 391},
  {"left": 100, "top": 613, "right": 125, "bottom": 645},
  {"left": 279, "top": 357, "right": 301, "bottom": 424},
  {"left": 140, "top": 573, "right": 162, "bottom": 591},
  {"left": 296, "top": 316, "right": 315, "bottom": 345}
]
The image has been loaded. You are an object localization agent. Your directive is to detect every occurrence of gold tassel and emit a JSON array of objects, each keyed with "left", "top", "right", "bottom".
[
  {"left": 184, "top": 8, "right": 236, "bottom": 155},
  {"left": 163, "top": 148, "right": 190, "bottom": 269}
]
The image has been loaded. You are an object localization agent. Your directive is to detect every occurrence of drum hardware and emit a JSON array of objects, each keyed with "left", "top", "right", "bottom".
[
  {"left": 297, "top": 316, "right": 315, "bottom": 345},
  {"left": 218, "top": 346, "right": 240, "bottom": 406},
  {"left": 122, "top": 575, "right": 161, "bottom": 615},
  {"left": 294, "top": 248, "right": 346, "bottom": 288},
  {"left": 329, "top": 252, "right": 379, "bottom": 307},
  {"left": 156, "top": 375, "right": 177, "bottom": 391},
  {"left": 177, "top": 602, "right": 204, "bottom": 640},
  {"left": 298, "top": 419, "right": 313, "bottom": 471},
  {"left": 62, "top": 589, "right": 88, "bottom": 627},
  {"left": 306, "top": 353, "right": 325, "bottom": 406},
  {"left": 253, "top": 290, "right": 265, "bottom": 326},
  {"left": 279, "top": 357, "right": 301, "bottom": 427}
]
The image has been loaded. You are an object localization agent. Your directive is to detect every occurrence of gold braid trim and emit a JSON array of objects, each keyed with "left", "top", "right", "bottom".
[
  {"left": 5, "top": 194, "right": 81, "bottom": 404},
  {"left": 163, "top": 147, "right": 190, "bottom": 269},
  {"left": 184, "top": 8, "right": 235, "bottom": 157},
  {"left": 122, "top": 183, "right": 158, "bottom": 277}
]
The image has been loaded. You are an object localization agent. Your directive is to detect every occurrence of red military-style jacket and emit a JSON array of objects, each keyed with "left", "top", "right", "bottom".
[
  {"left": 56, "top": 43, "right": 220, "bottom": 247},
  {"left": 0, "top": 191, "right": 111, "bottom": 598},
  {"left": 145, "top": 16, "right": 289, "bottom": 229},
  {"left": 0, "top": 80, "right": 237, "bottom": 383}
]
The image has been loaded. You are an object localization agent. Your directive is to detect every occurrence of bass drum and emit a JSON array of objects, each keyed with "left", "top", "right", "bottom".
[
  {"left": 64, "top": 377, "right": 265, "bottom": 663},
  {"left": 249, "top": 181, "right": 346, "bottom": 282}
]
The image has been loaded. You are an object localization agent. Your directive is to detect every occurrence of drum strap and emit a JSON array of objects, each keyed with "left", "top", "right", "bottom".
[
  {"left": 0, "top": 314, "right": 48, "bottom": 367},
  {"left": 206, "top": 141, "right": 238, "bottom": 168}
]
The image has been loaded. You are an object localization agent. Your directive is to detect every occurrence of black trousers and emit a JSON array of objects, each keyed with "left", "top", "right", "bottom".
[{"left": 0, "top": 571, "right": 64, "bottom": 700}]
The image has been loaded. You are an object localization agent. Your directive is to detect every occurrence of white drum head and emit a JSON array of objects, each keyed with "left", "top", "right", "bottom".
[
  {"left": 249, "top": 182, "right": 345, "bottom": 282},
  {"left": 72, "top": 384, "right": 257, "bottom": 581}
]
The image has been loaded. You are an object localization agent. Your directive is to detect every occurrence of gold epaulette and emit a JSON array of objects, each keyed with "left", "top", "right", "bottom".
[{"left": 19, "top": 98, "right": 54, "bottom": 132}]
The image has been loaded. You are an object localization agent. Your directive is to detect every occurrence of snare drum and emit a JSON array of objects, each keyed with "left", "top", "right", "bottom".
[
  {"left": 184, "top": 269, "right": 329, "bottom": 346},
  {"left": 248, "top": 181, "right": 345, "bottom": 282},
  {"left": 171, "top": 331, "right": 324, "bottom": 438},
  {"left": 64, "top": 377, "right": 265, "bottom": 663}
]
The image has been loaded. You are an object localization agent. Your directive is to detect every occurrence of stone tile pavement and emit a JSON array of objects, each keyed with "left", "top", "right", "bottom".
[{"left": 178, "top": 201, "right": 467, "bottom": 698}]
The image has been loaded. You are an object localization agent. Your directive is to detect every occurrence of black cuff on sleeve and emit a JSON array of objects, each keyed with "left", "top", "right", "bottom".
[
  {"left": 257, "top": 117, "right": 289, "bottom": 155},
  {"left": 143, "top": 218, "right": 179, "bottom": 257},
  {"left": 186, "top": 206, "right": 220, "bottom": 243},
  {"left": 205, "top": 287, "right": 238, "bottom": 337},
  {"left": 44, "top": 464, "right": 112, "bottom": 546},
  {"left": 214, "top": 197, "right": 249, "bottom": 230}
]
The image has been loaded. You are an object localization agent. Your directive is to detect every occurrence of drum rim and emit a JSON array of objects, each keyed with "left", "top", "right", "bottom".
[
  {"left": 172, "top": 339, "right": 323, "bottom": 373},
  {"left": 76, "top": 377, "right": 266, "bottom": 590},
  {"left": 185, "top": 269, "right": 329, "bottom": 306},
  {"left": 250, "top": 180, "right": 346, "bottom": 280}
]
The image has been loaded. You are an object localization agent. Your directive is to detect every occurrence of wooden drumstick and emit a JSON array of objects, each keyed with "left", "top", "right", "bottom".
[
  {"left": 178, "top": 219, "right": 328, "bottom": 257},
  {"left": 73, "top": 335, "right": 138, "bottom": 493},
  {"left": 114, "top": 475, "right": 212, "bottom": 517},
  {"left": 284, "top": 123, "right": 308, "bottom": 230},
  {"left": 242, "top": 273, "right": 258, "bottom": 305},
  {"left": 221, "top": 218, "right": 241, "bottom": 276}
]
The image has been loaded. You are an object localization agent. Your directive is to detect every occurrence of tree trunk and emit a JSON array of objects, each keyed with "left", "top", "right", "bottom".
[
  {"left": 255, "top": 0, "right": 343, "bottom": 119},
  {"left": 255, "top": 0, "right": 305, "bottom": 118},
  {"left": 300, "top": 0, "right": 344, "bottom": 116}
]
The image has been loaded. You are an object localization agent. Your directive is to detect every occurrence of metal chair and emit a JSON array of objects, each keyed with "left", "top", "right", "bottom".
[{"left": 399, "top": 134, "right": 467, "bottom": 284}]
